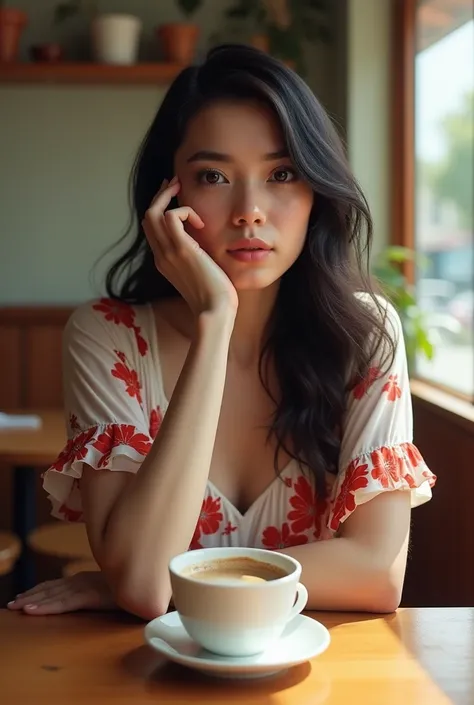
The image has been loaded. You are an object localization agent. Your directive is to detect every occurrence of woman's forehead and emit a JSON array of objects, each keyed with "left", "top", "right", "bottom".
[{"left": 178, "top": 100, "right": 285, "bottom": 156}]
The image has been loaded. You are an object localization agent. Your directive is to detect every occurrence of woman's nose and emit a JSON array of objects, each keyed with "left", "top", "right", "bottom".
[{"left": 231, "top": 191, "right": 267, "bottom": 227}]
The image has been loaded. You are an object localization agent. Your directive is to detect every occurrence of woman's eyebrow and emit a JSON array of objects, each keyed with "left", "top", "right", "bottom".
[{"left": 186, "top": 148, "right": 289, "bottom": 163}]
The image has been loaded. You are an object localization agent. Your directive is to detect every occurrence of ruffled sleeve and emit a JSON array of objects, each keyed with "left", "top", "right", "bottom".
[
  {"left": 42, "top": 299, "right": 163, "bottom": 522},
  {"left": 327, "top": 298, "right": 436, "bottom": 532}
]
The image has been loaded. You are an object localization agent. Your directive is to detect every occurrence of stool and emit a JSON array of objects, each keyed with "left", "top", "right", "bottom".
[
  {"left": 27, "top": 522, "right": 93, "bottom": 561},
  {"left": 0, "top": 531, "right": 21, "bottom": 576},
  {"left": 63, "top": 559, "right": 100, "bottom": 578}
]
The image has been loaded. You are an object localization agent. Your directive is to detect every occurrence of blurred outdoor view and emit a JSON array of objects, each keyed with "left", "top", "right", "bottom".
[{"left": 414, "top": 1, "right": 474, "bottom": 396}]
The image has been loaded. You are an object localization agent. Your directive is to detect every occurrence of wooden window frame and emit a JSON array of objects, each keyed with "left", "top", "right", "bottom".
[{"left": 391, "top": 0, "right": 474, "bottom": 409}]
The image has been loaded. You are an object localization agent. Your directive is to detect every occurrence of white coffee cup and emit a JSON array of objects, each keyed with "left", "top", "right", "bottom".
[{"left": 169, "top": 546, "right": 308, "bottom": 657}]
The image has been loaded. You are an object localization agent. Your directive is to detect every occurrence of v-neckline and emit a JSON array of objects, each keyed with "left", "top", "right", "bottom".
[{"left": 207, "top": 460, "right": 294, "bottom": 520}]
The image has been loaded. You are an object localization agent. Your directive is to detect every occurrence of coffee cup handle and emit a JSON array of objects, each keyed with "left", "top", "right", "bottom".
[{"left": 287, "top": 582, "right": 308, "bottom": 622}]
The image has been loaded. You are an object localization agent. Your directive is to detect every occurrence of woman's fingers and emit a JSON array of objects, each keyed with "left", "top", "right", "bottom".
[
  {"left": 165, "top": 206, "right": 205, "bottom": 234},
  {"left": 149, "top": 178, "right": 169, "bottom": 207},
  {"left": 147, "top": 177, "right": 180, "bottom": 218},
  {"left": 21, "top": 591, "right": 94, "bottom": 615},
  {"left": 8, "top": 580, "right": 66, "bottom": 609}
]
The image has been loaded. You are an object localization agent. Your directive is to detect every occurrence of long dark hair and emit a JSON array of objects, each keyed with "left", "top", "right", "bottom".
[{"left": 105, "top": 44, "right": 393, "bottom": 496}]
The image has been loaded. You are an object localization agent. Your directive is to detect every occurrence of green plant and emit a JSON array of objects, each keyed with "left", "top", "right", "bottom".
[
  {"left": 225, "top": 0, "right": 330, "bottom": 75},
  {"left": 372, "top": 246, "right": 434, "bottom": 372},
  {"left": 178, "top": 0, "right": 203, "bottom": 18},
  {"left": 54, "top": 0, "right": 98, "bottom": 24}
]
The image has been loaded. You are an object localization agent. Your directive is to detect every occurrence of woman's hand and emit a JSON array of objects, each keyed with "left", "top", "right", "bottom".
[
  {"left": 7, "top": 572, "right": 116, "bottom": 615},
  {"left": 142, "top": 176, "right": 238, "bottom": 315}
]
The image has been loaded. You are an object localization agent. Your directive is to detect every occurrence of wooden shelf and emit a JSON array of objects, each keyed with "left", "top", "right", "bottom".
[{"left": 0, "top": 62, "right": 184, "bottom": 85}]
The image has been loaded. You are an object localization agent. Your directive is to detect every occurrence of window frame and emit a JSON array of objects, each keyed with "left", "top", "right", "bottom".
[{"left": 391, "top": 0, "right": 474, "bottom": 406}]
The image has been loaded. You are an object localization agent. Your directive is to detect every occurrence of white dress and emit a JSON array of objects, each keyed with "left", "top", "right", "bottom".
[{"left": 43, "top": 297, "right": 436, "bottom": 550}]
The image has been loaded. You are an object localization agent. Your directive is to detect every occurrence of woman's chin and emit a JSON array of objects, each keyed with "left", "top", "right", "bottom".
[{"left": 230, "top": 272, "right": 281, "bottom": 292}]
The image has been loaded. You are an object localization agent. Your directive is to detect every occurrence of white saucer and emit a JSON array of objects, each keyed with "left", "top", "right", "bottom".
[{"left": 144, "top": 611, "right": 330, "bottom": 679}]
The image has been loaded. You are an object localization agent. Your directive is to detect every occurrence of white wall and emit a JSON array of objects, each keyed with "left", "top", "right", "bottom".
[
  {"left": 347, "top": 0, "right": 392, "bottom": 255},
  {"left": 0, "top": 87, "right": 163, "bottom": 303}
]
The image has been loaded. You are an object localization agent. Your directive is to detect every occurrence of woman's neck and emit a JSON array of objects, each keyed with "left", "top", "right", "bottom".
[{"left": 228, "top": 282, "right": 279, "bottom": 368}]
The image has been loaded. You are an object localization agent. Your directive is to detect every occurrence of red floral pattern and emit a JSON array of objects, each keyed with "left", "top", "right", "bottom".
[
  {"left": 92, "top": 424, "right": 152, "bottom": 468},
  {"left": 287, "top": 476, "right": 318, "bottom": 533},
  {"left": 329, "top": 458, "right": 369, "bottom": 531},
  {"left": 370, "top": 447, "right": 404, "bottom": 488},
  {"left": 198, "top": 497, "right": 224, "bottom": 535},
  {"left": 93, "top": 298, "right": 148, "bottom": 357},
  {"left": 111, "top": 355, "right": 143, "bottom": 405},
  {"left": 353, "top": 366, "right": 381, "bottom": 399},
  {"left": 262, "top": 522, "right": 308, "bottom": 549},
  {"left": 190, "top": 497, "right": 224, "bottom": 550},
  {"left": 402, "top": 473, "right": 417, "bottom": 488},
  {"left": 69, "top": 413, "right": 81, "bottom": 433},
  {"left": 51, "top": 427, "right": 98, "bottom": 472},
  {"left": 401, "top": 442, "right": 423, "bottom": 467},
  {"left": 93, "top": 298, "right": 136, "bottom": 328},
  {"left": 149, "top": 407, "right": 163, "bottom": 440},
  {"left": 189, "top": 527, "right": 203, "bottom": 550},
  {"left": 58, "top": 503, "right": 83, "bottom": 522},
  {"left": 382, "top": 374, "right": 402, "bottom": 401},
  {"left": 222, "top": 521, "right": 238, "bottom": 536}
]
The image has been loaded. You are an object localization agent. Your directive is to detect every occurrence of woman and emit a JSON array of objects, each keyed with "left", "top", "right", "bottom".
[{"left": 9, "top": 44, "right": 435, "bottom": 618}]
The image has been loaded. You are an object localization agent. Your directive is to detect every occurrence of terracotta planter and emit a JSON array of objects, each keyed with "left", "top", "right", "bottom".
[
  {"left": 0, "top": 7, "right": 28, "bottom": 63},
  {"left": 157, "top": 23, "right": 199, "bottom": 65},
  {"left": 250, "top": 34, "right": 269, "bottom": 53}
]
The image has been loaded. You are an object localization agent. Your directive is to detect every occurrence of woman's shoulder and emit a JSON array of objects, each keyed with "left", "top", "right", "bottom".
[
  {"left": 65, "top": 298, "right": 153, "bottom": 357},
  {"left": 354, "top": 291, "right": 402, "bottom": 341},
  {"left": 67, "top": 297, "right": 144, "bottom": 328}
]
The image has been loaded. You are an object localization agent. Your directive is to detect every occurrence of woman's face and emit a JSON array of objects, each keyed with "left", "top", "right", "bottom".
[{"left": 174, "top": 100, "right": 314, "bottom": 291}]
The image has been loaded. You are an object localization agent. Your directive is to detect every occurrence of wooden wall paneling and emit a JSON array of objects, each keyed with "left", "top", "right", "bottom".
[
  {"left": 25, "top": 326, "right": 64, "bottom": 409},
  {"left": 0, "top": 327, "right": 22, "bottom": 408},
  {"left": 403, "top": 399, "right": 474, "bottom": 607}
]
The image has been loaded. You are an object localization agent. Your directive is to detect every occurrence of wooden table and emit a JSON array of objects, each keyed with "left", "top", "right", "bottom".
[
  {"left": 0, "top": 410, "right": 65, "bottom": 591},
  {"left": 1, "top": 608, "right": 472, "bottom": 704}
]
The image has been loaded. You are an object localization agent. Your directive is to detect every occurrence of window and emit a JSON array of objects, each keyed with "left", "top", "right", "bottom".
[{"left": 411, "top": 0, "right": 474, "bottom": 398}]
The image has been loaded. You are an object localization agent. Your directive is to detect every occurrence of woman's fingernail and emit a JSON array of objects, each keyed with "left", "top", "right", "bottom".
[
  {"left": 7, "top": 601, "right": 15, "bottom": 607},
  {"left": 25, "top": 604, "right": 37, "bottom": 610},
  {"left": 170, "top": 175, "right": 178, "bottom": 184}
]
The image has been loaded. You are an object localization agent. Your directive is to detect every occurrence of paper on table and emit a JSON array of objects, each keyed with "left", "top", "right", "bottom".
[{"left": 0, "top": 412, "right": 42, "bottom": 430}]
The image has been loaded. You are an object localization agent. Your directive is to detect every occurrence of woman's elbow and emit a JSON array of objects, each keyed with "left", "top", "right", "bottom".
[
  {"left": 115, "top": 582, "right": 171, "bottom": 621},
  {"left": 366, "top": 574, "right": 403, "bottom": 614},
  {"left": 105, "top": 565, "right": 171, "bottom": 620}
]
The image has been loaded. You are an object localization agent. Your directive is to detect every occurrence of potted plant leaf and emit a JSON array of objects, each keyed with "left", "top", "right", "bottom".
[
  {"left": 371, "top": 246, "right": 434, "bottom": 374},
  {"left": 157, "top": 0, "right": 203, "bottom": 65},
  {"left": 0, "top": 3, "right": 28, "bottom": 63},
  {"left": 225, "top": 0, "right": 330, "bottom": 75},
  {"left": 54, "top": 1, "right": 143, "bottom": 65}
]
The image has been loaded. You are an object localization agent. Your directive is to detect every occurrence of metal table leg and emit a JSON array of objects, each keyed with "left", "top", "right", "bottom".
[{"left": 12, "top": 465, "right": 37, "bottom": 594}]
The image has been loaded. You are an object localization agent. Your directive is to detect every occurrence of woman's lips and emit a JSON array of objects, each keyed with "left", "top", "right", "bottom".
[{"left": 227, "top": 249, "right": 272, "bottom": 262}]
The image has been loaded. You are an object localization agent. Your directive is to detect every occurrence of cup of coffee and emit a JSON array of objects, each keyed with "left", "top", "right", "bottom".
[{"left": 169, "top": 546, "right": 308, "bottom": 657}]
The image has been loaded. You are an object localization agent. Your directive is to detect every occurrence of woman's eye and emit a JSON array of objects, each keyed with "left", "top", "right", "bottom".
[
  {"left": 270, "top": 168, "right": 297, "bottom": 183},
  {"left": 198, "top": 170, "right": 226, "bottom": 185}
]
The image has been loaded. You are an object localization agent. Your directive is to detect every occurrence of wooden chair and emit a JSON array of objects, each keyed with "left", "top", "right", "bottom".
[
  {"left": 63, "top": 559, "right": 100, "bottom": 578},
  {"left": 0, "top": 531, "right": 21, "bottom": 576},
  {"left": 27, "top": 522, "right": 93, "bottom": 561}
]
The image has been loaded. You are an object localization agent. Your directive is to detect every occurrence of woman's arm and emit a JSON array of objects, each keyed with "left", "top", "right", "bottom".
[
  {"left": 282, "top": 491, "right": 411, "bottom": 613},
  {"left": 82, "top": 309, "right": 234, "bottom": 620}
]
